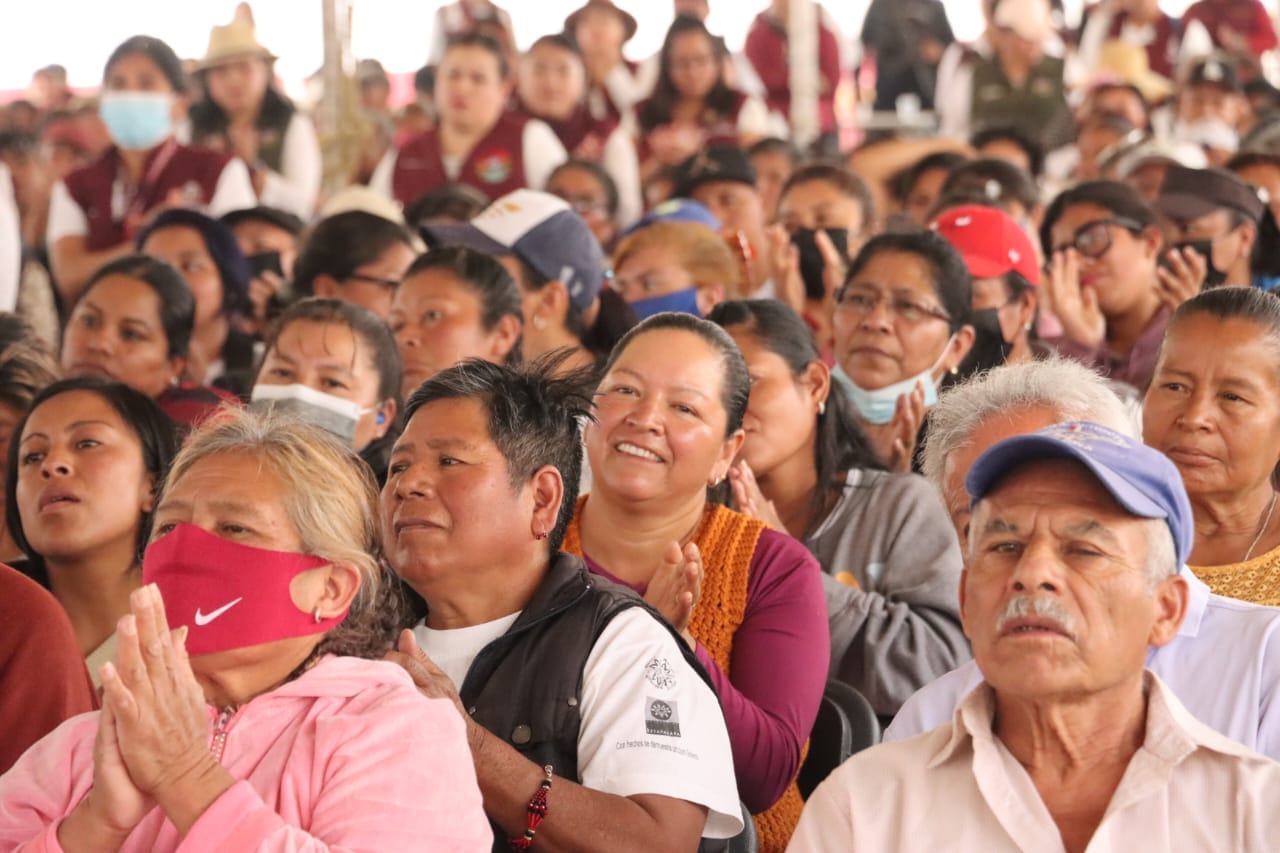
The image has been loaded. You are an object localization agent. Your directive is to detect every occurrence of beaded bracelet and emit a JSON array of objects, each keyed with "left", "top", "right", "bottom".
[{"left": 509, "top": 765, "right": 554, "bottom": 851}]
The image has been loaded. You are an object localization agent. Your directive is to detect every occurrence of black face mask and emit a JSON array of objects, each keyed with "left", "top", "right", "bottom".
[
  {"left": 1168, "top": 239, "right": 1229, "bottom": 289},
  {"left": 791, "top": 228, "right": 850, "bottom": 300},
  {"left": 968, "top": 307, "right": 1015, "bottom": 367}
]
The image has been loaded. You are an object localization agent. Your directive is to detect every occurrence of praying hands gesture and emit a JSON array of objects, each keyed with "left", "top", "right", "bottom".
[
  {"left": 644, "top": 542, "right": 703, "bottom": 651},
  {"left": 58, "top": 585, "right": 235, "bottom": 851},
  {"left": 729, "top": 460, "right": 786, "bottom": 533},
  {"left": 1043, "top": 249, "right": 1106, "bottom": 349}
]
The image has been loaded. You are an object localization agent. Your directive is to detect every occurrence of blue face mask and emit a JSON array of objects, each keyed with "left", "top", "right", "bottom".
[
  {"left": 99, "top": 92, "right": 174, "bottom": 151},
  {"left": 629, "top": 287, "right": 702, "bottom": 320},
  {"left": 834, "top": 335, "right": 955, "bottom": 425}
]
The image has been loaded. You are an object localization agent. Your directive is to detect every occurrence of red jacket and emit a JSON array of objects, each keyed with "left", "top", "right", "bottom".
[
  {"left": 1183, "top": 0, "right": 1278, "bottom": 55},
  {"left": 744, "top": 12, "right": 841, "bottom": 134}
]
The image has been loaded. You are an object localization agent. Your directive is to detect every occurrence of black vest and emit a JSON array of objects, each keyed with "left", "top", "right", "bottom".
[{"left": 452, "top": 553, "right": 712, "bottom": 850}]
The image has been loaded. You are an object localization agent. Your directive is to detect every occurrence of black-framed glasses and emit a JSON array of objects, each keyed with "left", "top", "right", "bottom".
[
  {"left": 1052, "top": 217, "right": 1145, "bottom": 259},
  {"left": 835, "top": 286, "right": 952, "bottom": 324},
  {"left": 345, "top": 272, "right": 402, "bottom": 290}
]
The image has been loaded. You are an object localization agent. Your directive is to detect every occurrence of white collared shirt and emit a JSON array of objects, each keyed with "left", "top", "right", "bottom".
[
  {"left": 885, "top": 570, "right": 1280, "bottom": 760},
  {"left": 790, "top": 673, "right": 1280, "bottom": 852}
]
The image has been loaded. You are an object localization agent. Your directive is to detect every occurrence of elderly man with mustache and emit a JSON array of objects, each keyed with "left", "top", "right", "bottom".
[{"left": 788, "top": 421, "right": 1280, "bottom": 851}]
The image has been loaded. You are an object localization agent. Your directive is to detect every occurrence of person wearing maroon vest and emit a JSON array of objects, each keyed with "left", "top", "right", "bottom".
[
  {"left": 1079, "top": 0, "right": 1182, "bottom": 79},
  {"left": 1183, "top": 0, "right": 1278, "bottom": 59},
  {"left": 635, "top": 17, "right": 773, "bottom": 182},
  {"left": 744, "top": 0, "right": 843, "bottom": 137},
  {"left": 47, "top": 36, "right": 255, "bottom": 308},
  {"left": 517, "top": 34, "right": 641, "bottom": 228},
  {"left": 565, "top": 0, "right": 645, "bottom": 125},
  {"left": 372, "top": 33, "right": 567, "bottom": 210}
]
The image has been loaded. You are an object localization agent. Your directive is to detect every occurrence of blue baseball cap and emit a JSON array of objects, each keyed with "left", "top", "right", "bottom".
[
  {"left": 421, "top": 189, "right": 606, "bottom": 313},
  {"left": 622, "top": 198, "right": 721, "bottom": 237},
  {"left": 966, "top": 421, "right": 1193, "bottom": 566}
]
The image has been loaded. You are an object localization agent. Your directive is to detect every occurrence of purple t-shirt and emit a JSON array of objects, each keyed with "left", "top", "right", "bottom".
[{"left": 582, "top": 527, "right": 829, "bottom": 812}]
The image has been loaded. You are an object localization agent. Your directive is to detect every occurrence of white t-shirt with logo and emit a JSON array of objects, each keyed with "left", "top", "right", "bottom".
[{"left": 415, "top": 607, "right": 743, "bottom": 838}]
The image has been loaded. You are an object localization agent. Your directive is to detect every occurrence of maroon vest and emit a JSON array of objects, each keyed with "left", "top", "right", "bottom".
[
  {"left": 522, "top": 103, "right": 617, "bottom": 161},
  {"left": 391, "top": 112, "right": 530, "bottom": 206},
  {"left": 63, "top": 141, "right": 234, "bottom": 251},
  {"left": 635, "top": 91, "right": 748, "bottom": 163}
]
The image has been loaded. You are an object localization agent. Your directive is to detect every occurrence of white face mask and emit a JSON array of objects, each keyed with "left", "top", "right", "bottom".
[
  {"left": 835, "top": 334, "right": 956, "bottom": 425},
  {"left": 249, "top": 383, "right": 373, "bottom": 446}
]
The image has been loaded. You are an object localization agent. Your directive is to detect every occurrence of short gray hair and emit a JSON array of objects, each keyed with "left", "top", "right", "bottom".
[{"left": 921, "top": 357, "right": 1139, "bottom": 494}]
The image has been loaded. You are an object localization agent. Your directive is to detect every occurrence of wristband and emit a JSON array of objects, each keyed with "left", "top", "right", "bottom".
[{"left": 509, "top": 765, "right": 553, "bottom": 851}]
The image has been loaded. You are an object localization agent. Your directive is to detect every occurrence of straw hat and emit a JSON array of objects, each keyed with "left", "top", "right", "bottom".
[
  {"left": 196, "top": 18, "right": 276, "bottom": 71},
  {"left": 1093, "top": 40, "right": 1173, "bottom": 104}
]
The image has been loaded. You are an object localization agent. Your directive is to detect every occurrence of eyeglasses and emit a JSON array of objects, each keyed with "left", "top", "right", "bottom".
[
  {"left": 345, "top": 272, "right": 402, "bottom": 290},
  {"left": 836, "top": 286, "right": 952, "bottom": 324},
  {"left": 1052, "top": 217, "right": 1145, "bottom": 259},
  {"left": 555, "top": 194, "right": 607, "bottom": 217}
]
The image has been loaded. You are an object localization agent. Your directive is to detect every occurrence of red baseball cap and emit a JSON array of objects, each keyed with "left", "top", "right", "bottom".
[{"left": 931, "top": 204, "right": 1041, "bottom": 286}]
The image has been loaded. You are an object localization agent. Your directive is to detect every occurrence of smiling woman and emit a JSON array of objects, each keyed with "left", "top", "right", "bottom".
[{"left": 1144, "top": 286, "right": 1280, "bottom": 605}]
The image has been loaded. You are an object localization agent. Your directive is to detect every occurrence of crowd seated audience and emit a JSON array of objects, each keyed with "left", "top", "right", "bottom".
[{"left": 4, "top": 2, "right": 1280, "bottom": 849}]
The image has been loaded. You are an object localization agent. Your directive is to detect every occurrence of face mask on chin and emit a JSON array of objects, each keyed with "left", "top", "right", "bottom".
[{"left": 834, "top": 333, "right": 957, "bottom": 425}]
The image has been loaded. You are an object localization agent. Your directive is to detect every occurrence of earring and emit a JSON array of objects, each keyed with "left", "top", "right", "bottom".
[
  {"left": 949, "top": 366, "right": 959, "bottom": 376},
  {"left": 534, "top": 528, "right": 549, "bottom": 541},
  {"left": 818, "top": 400, "right": 826, "bottom": 416},
  {"left": 1024, "top": 323, "right": 1033, "bottom": 332},
  {"left": 313, "top": 607, "right": 321, "bottom": 624},
  {"left": 533, "top": 315, "right": 547, "bottom": 331}
]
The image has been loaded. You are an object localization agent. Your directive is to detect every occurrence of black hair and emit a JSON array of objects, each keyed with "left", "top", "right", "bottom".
[
  {"left": 1039, "top": 180, "right": 1158, "bottom": 258},
  {"left": 707, "top": 300, "right": 884, "bottom": 528},
  {"left": 104, "top": 35, "right": 186, "bottom": 92},
  {"left": 403, "top": 247, "right": 524, "bottom": 365},
  {"left": 442, "top": 32, "right": 510, "bottom": 81},
  {"left": 219, "top": 205, "right": 307, "bottom": 237},
  {"left": 403, "top": 183, "right": 490, "bottom": 229},
  {"left": 77, "top": 254, "right": 195, "bottom": 359},
  {"left": 970, "top": 125, "right": 1045, "bottom": 178},
  {"left": 404, "top": 353, "right": 595, "bottom": 552},
  {"left": 0, "top": 131, "right": 37, "bottom": 158},
  {"left": 747, "top": 136, "right": 801, "bottom": 164},
  {"left": 780, "top": 163, "right": 876, "bottom": 230},
  {"left": 7, "top": 377, "right": 181, "bottom": 581},
  {"left": 638, "top": 16, "right": 738, "bottom": 134},
  {"left": 530, "top": 32, "right": 583, "bottom": 58},
  {"left": 414, "top": 64, "right": 437, "bottom": 97},
  {"left": 137, "top": 208, "right": 251, "bottom": 318},
  {"left": 189, "top": 74, "right": 295, "bottom": 144},
  {"left": 1172, "top": 284, "right": 1280, "bottom": 334},
  {"left": 939, "top": 158, "right": 1040, "bottom": 216},
  {"left": 259, "top": 297, "right": 403, "bottom": 405},
  {"left": 893, "top": 151, "right": 970, "bottom": 205},
  {"left": 293, "top": 211, "right": 416, "bottom": 298},
  {"left": 603, "top": 312, "right": 749, "bottom": 437},
  {"left": 842, "top": 231, "right": 974, "bottom": 332},
  {"left": 549, "top": 159, "right": 621, "bottom": 220},
  {"left": 601, "top": 312, "right": 748, "bottom": 504}
]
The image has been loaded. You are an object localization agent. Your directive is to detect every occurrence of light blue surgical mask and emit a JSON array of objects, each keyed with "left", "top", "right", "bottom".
[
  {"left": 835, "top": 335, "right": 955, "bottom": 425},
  {"left": 99, "top": 92, "right": 174, "bottom": 151},
  {"left": 629, "top": 287, "right": 702, "bottom": 320}
]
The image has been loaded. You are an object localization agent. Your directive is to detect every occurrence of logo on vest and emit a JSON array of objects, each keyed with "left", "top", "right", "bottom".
[
  {"left": 475, "top": 151, "right": 513, "bottom": 184},
  {"left": 644, "top": 657, "right": 676, "bottom": 690},
  {"left": 645, "top": 698, "right": 681, "bottom": 737}
]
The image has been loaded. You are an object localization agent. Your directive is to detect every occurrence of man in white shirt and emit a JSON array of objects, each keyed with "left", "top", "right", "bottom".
[
  {"left": 790, "top": 420, "right": 1280, "bottom": 852},
  {"left": 889, "top": 358, "right": 1280, "bottom": 760},
  {"left": 383, "top": 355, "right": 742, "bottom": 851}
]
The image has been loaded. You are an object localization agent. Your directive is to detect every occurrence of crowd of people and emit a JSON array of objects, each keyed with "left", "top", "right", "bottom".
[{"left": 1, "top": 0, "right": 1280, "bottom": 850}]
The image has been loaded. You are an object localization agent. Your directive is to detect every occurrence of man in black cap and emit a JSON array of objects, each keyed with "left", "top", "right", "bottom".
[
  {"left": 1174, "top": 56, "right": 1246, "bottom": 165},
  {"left": 672, "top": 145, "right": 772, "bottom": 296},
  {"left": 1154, "top": 165, "right": 1265, "bottom": 289}
]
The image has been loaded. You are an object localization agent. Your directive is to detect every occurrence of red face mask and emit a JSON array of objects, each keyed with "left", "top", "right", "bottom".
[{"left": 142, "top": 523, "right": 350, "bottom": 657}]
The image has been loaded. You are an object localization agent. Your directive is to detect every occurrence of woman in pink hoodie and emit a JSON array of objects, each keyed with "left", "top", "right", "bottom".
[{"left": 0, "top": 410, "right": 492, "bottom": 852}]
